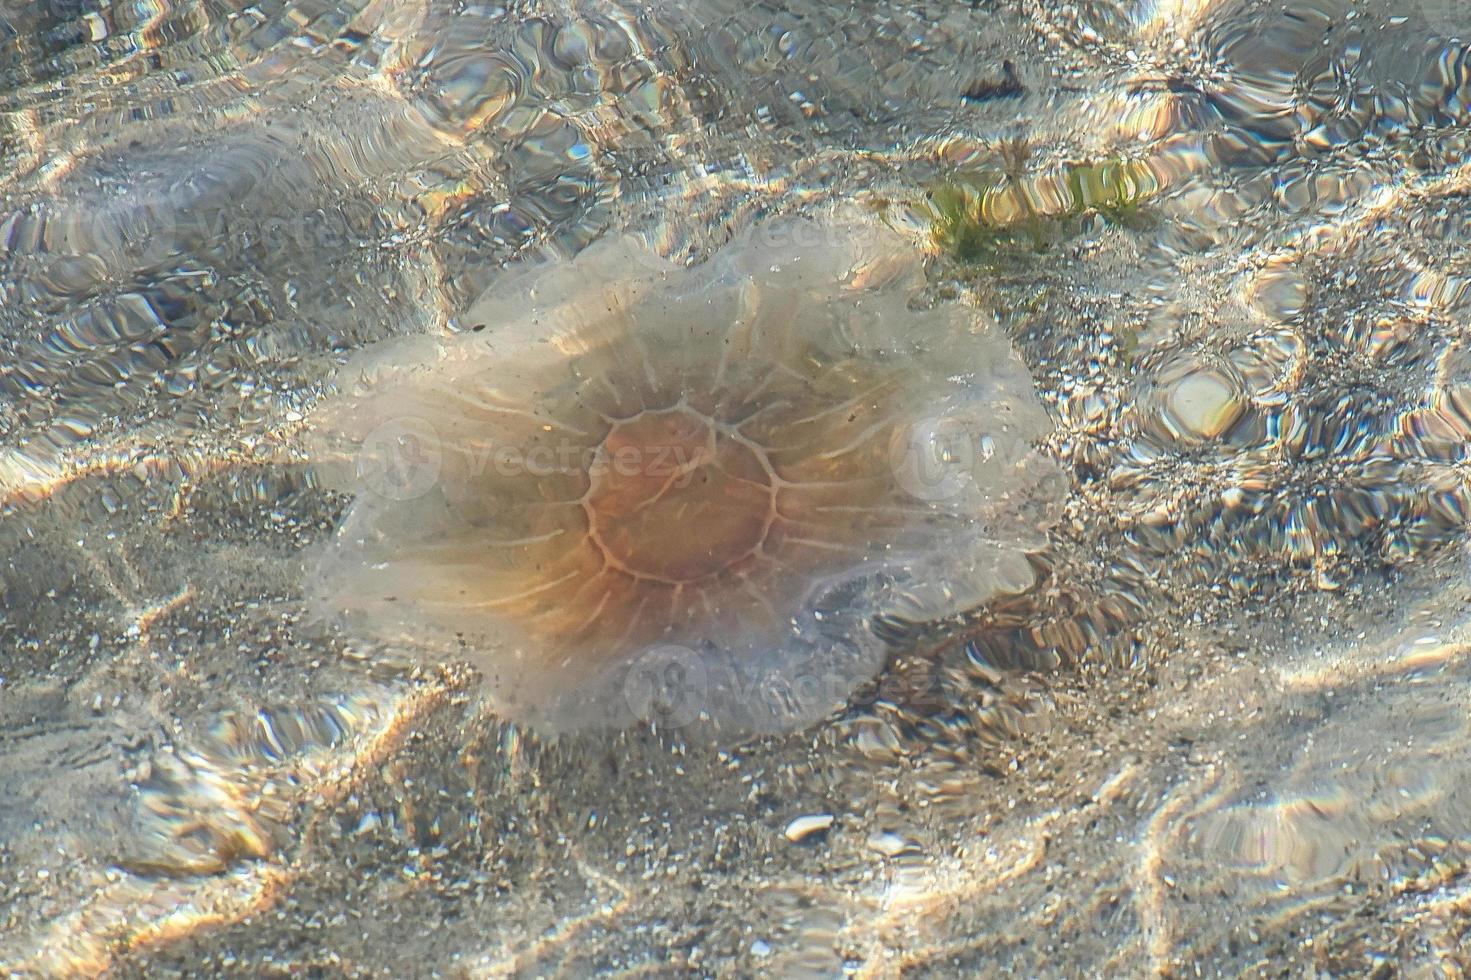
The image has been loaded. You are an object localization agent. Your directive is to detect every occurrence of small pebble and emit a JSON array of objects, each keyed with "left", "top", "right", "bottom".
[{"left": 783, "top": 813, "right": 834, "bottom": 843}]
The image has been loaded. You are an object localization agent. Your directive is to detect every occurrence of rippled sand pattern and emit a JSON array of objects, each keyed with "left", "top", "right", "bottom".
[{"left": 4, "top": 0, "right": 1471, "bottom": 975}]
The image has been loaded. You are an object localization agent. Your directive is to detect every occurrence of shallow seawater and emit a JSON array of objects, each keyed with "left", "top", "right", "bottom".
[{"left": 3, "top": 0, "right": 1471, "bottom": 975}]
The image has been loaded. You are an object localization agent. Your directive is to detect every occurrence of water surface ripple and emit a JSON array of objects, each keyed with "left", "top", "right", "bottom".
[{"left": 3, "top": 0, "right": 1471, "bottom": 974}]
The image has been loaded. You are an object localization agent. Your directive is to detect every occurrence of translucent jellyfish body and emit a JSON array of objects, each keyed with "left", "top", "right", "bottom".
[{"left": 308, "top": 217, "right": 1058, "bottom": 736}]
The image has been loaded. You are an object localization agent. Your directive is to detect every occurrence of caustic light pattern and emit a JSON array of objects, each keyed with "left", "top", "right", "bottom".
[{"left": 307, "top": 217, "right": 1059, "bottom": 735}]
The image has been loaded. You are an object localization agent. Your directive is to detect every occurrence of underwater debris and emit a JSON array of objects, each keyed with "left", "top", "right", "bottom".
[
  {"left": 962, "top": 60, "right": 1025, "bottom": 103},
  {"left": 306, "top": 215, "right": 1060, "bottom": 737}
]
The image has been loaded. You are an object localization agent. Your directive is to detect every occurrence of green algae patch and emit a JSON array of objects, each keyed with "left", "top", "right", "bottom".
[{"left": 924, "top": 155, "right": 1162, "bottom": 265}]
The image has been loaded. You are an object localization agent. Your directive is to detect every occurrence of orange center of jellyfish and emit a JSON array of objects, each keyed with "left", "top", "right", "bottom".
[{"left": 583, "top": 407, "right": 778, "bottom": 584}]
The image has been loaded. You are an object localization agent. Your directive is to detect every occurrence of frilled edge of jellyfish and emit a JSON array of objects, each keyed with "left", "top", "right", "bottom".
[
  {"left": 304, "top": 211, "right": 1063, "bottom": 739},
  {"left": 309, "top": 497, "right": 1059, "bottom": 738},
  {"left": 309, "top": 487, "right": 900, "bottom": 736},
  {"left": 601, "top": 571, "right": 891, "bottom": 736}
]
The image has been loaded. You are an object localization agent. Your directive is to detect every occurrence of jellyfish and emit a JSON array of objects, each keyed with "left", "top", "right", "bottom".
[{"left": 307, "top": 215, "right": 1059, "bottom": 736}]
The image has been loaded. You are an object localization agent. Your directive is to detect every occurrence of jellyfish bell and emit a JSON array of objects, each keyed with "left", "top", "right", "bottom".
[{"left": 307, "top": 214, "right": 1060, "bottom": 737}]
